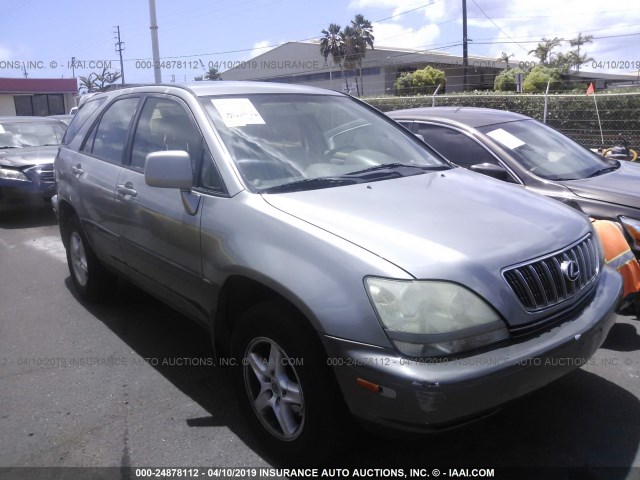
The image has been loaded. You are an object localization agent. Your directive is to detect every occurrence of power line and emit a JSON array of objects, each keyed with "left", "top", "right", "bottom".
[{"left": 470, "top": 0, "right": 529, "bottom": 53}]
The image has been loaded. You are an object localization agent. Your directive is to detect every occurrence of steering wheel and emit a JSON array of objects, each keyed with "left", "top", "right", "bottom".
[{"left": 323, "top": 145, "right": 358, "bottom": 162}]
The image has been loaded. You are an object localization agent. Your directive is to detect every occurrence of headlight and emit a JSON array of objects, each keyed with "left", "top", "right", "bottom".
[
  {"left": 365, "top": 278, "right": 508, "bottom": 357},
  {"left": 619, "top": 216, "right": 640, "bottom": 251},
  {"left": 0, "top": 166, "right": 29, "bottom": 181}
]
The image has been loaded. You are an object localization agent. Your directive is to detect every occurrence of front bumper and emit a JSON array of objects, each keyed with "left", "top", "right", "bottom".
[
  {"left": 0, "top": 179, "right": 56, "bottom": 212},
  {"left": 324, "top": 268, "right": 622, "bottom": 433}
]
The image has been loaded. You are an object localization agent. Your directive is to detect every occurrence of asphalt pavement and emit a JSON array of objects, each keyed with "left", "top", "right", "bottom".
[{"left": 1, "top": 209, "right": 639, "bottom": 479}]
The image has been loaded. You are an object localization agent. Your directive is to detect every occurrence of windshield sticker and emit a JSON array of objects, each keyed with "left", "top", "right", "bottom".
[
  {"left": 211, "top": 98, "right": 265, "bottom": 127},
  {"left": 0, "top": 125, "right": 4, "bottom": 134},
  {"left": 487, "top": 128, "right": 525, "bottom": 150}
]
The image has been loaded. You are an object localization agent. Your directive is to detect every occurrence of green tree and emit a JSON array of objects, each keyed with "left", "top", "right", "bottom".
[
  {"left": 204, "top": 67, "right": 221, "bottom": 80},
  {"left": 394, "top": 66, "right": 446, "bottom": 95},
  {"left": 567, "top": 33, "right": 594, "bottom": 72},
  {"left": 528, "top": 37, "right": 562, "bottom": 65},
  {"left": 394, "top": 72, "right": 414, "bottom": 95},
  {"left": 494, "top": 67, "right": 525, "bottom": 92},
  {"left": 350, "top": 14, "right": 375, "bottom": 96},
  {"left": 78, "top": 66, "right": 121, "bottom": 93},
  {"left": 497, "top": 51, "right": 514, "bottom": 70},
  {"left": 522, "top": 65, "right": 562, "bottom": 93},
  {"left": 194, "top": 75, "right": 204, "bottom": 81},
  {"left": 320, "top": 23, "right": 348, "bottom": 92}
]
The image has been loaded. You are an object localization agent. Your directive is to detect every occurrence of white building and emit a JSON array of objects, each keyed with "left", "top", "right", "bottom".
[{"left": 220, "top": 41, "right": 504, "bottom": 96}]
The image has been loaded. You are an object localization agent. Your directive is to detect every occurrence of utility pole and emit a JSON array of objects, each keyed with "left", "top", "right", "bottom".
[
  {"left": 462, "top": 0, "right": 468, "bottom": 92},
  {"left": 71, "top": 56, "right": 76, "bottom": 77},
  {"left": 114, "top": 26, "right": 126, "bottom": 87},
  {"left": 148, "top": 0, "right": 162, "bottom": 84}
]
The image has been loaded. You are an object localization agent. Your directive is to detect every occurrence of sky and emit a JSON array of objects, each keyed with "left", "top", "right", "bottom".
[{"left": 1, "top": 0, "right": 639, "bottom": 85}]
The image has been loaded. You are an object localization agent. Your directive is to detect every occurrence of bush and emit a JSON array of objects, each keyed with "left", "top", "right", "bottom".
[
  {"left": 393, "top": 66, "right": 446, "bottom": 95},
  {"left": 494, "top": 68, "right": 525, "bottom": 92},
  {"left": 522, "top": 65, "right": 562, "bottom": 93}
]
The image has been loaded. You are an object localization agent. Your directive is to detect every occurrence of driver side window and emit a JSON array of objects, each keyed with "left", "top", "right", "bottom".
[{"left": 130, "top": 97, "right": 202, "bottom": 171}]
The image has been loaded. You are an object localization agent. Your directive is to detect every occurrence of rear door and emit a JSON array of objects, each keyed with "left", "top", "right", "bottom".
[
  {"left": 63, "top": 96, "right": 140, "bottom": 272},
  {"left": 113, "top": 95, "right": 206, "bottom": 321}
]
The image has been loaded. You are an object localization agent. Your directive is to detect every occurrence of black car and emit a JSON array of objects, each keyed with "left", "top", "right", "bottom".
[
  {"left": 0, "top": 116, "right": 66, "bottom": 212},
  {"left": 388, "top": 107, "right": 640, "bottom": 256}
]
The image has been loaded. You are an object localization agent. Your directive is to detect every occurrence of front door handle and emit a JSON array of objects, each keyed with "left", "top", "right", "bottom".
[
  {"left": 116, "top": 182, "right": 138, "bottom": 197},
  {"left": 71, "top": 165, "right": 84, "bottom": 176}
]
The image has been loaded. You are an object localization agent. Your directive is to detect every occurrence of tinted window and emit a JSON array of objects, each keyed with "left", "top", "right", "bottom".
[
  {"left": 63, "top": 97, "right": 107, "bottom": 144},
  {"left": 200, "top": 147, "right": 225, "bottom": 193},
  {"left": 130, "top": 97, "right": 201, "bottom": 171},
  {"left": 84, "top": 97, "right": 139, "bottom": 164},
  {"left": 416, "top": 124, "right": 499, "bottom": 168}
]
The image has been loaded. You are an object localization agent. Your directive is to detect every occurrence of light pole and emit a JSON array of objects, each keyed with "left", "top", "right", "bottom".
[{"left": 149, "top": 0, "right": 162, "bottom": 84}]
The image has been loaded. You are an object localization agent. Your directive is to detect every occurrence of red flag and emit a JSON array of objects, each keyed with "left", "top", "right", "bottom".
[{"left": 586, "top": 82, "right": 595, "bottom": 96}]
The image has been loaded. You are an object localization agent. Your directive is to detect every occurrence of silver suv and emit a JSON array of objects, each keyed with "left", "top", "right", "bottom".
[{"left": 53, "top": 83, "right": 621, "bottom": 459}]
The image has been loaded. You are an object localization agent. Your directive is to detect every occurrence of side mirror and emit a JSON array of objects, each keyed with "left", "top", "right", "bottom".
[
  {"left": 145, "top": 150, "right": 193, "bottom": 190},
  {"left": 470, "top": 162, "right": 510, "bottom": 181}
]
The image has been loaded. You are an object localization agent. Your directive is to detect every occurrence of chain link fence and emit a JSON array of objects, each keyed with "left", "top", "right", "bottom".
[{"left": 367, "top": 92, "right": 640, "bottom": 152}]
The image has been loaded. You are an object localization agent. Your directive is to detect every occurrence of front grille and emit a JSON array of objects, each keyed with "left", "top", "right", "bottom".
[
  {"left": 26, "top": 164, "right": 55, "bottom": 184},
  {"left": 503, "top": 235, "right": 599, "bottom": 311}
]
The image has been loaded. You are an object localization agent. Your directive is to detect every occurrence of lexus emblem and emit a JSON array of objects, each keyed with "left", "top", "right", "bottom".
[{"left": 561, "top": 260, "right": 580, "bottom": 282}]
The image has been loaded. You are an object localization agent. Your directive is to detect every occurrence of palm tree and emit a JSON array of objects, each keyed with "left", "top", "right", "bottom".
[
  {"left": 350, "top": 14, "right": 374, "bottom": 96},
  {"left": 340, "top": 25, "right": 360, "bottom": 95},
  {"left": 528, "top": 37, "right": 562, "bottom": 66},
  {"left": 498, "top": 51, "right": 514, "bottom": 70},
  {"left": 320, "top": 23, "right": 347, "bottom": 91}
]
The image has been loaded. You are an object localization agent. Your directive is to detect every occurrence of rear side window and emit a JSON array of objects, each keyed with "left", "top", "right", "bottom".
[
  {"left": 62, "top": 97, "right": 106, "bottom": 145},
  {"left": 82, "top": 97, "right": 139, "bottom": 164}
]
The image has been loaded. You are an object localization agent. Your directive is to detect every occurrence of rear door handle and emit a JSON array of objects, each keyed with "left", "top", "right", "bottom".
[
  {"left": 116, "top": 182, "right": 138, "bottom": 197},
  {"left": 71, "top": 165, "right": 84, "bottom": 176}
]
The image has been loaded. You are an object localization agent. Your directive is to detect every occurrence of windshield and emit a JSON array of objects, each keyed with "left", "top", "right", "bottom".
[
  {"left": 0, "top": 121, "right": 66, "bottom": 149},
  {"left": 201, "top": 93, "right": 446, "bottom": 192},
  {"left": 478, "top": 119, "right": 614, "bottom": 181}
]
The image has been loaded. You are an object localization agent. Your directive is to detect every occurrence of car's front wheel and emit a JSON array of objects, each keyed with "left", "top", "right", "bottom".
[{"left": 231, "top": 302, "right": 347, "bottom": 462}]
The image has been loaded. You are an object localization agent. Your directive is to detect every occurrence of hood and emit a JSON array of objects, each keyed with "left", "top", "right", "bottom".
[
  {"left": 263, "top": 168, "right": 591, "bottom": 282},
  {"left": 563, "top": 161, "right": 640, "bottom": 209},
  {"left": 0, "top": 145, "right": 59, "bottom": 168}
]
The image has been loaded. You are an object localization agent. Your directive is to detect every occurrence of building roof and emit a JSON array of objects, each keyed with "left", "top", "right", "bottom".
[{"left": 0, "top": 78, "right": 78, "bottom": 94}]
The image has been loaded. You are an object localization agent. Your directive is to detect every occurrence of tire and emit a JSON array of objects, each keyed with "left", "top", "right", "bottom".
[
  {"left": 65, "top": 215, "right": 114, "bottom": 301},
  {"left": 231, "top": 302, "right": 347, "bottom": 463}
]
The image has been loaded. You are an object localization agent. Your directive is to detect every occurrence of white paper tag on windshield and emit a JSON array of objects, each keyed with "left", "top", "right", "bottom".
[
  {"left": 487, "top": 128, "right": 525, "bottom": 149},
  {"left": 0, "top": 125, "right": 5, "bottom": 134},
  {"left": 211, "top": 98, "right": 265, "bottom": 127}
]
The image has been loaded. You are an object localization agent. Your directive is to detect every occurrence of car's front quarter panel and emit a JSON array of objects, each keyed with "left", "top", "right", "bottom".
[{"left": 199, "top": 191, "right": 410, "bottom": 348}]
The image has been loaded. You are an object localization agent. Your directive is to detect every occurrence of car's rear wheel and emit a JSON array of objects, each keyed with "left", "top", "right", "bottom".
[
  {"left": 65, "top": 215, "right": 113, "bottom": 301},
  {"left": 231, "top": 302, "right": 346, "bottom": 462}
]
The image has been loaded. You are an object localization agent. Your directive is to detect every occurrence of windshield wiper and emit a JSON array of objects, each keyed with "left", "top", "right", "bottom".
[
  {"left": 587, "top": 164, "right": 619, "bottom": 178},
  {"left": 262, "top": 176, "right": 359, "bottom": 193},
  {"left": 343, "top": 162, "right": 449, "bottom": 179}
]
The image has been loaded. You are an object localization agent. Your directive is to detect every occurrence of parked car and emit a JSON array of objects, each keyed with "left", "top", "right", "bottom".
[
  {"left": 0, "top": 116, "right": 67, "bottom": 212},
  {"left": 53, "top": 83, "right": 621, "bottom": 459},
  {"left": 387, "top": 107, "right": 640, "bottom": 257}
]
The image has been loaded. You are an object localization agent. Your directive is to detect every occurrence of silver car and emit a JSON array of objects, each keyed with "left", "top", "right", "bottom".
[{"left": 53, "top": 83, "right": 621, "bottom": 460}]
